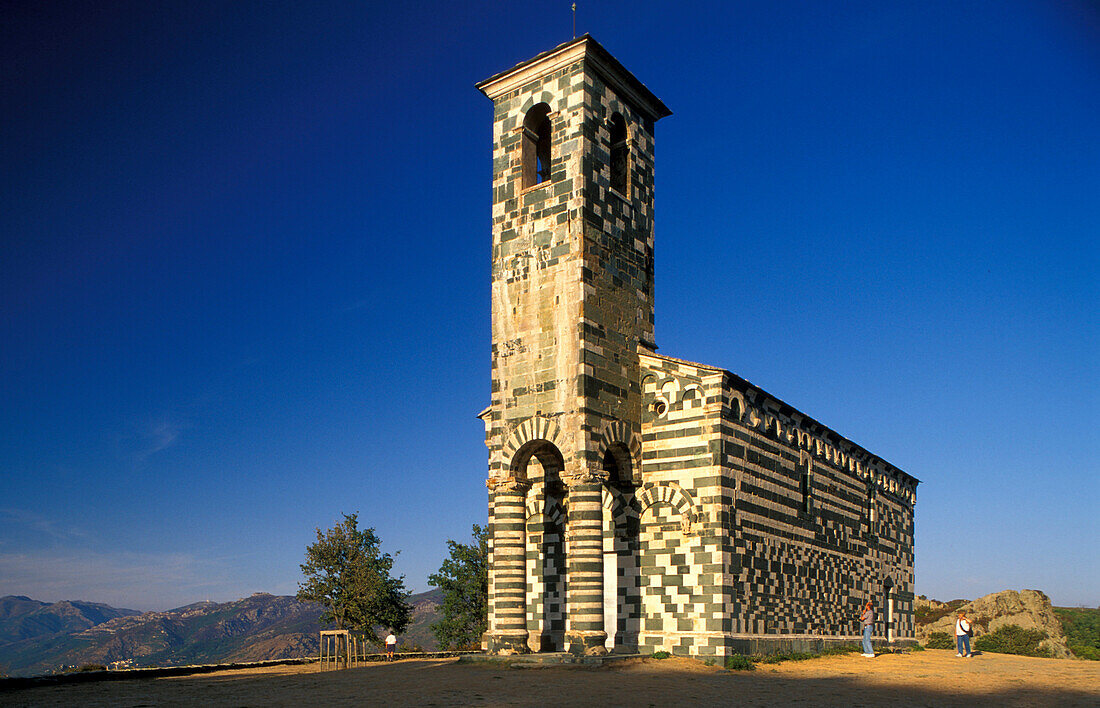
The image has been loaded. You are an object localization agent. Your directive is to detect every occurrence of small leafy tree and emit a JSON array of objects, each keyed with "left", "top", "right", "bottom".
[
  {"left": 428, "top": 524, "right": 488, "bottom": 649},
  {"left": 297, "top": 512, "right": 412, "bottom": 645}
]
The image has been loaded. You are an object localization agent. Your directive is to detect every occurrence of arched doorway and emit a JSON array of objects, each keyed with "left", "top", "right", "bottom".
[
  {"left": 602, "top": 443, "right": 639, "bottom": 653},
  {"left": 512, "top": 440, "right": 566, "bottom": 652}
]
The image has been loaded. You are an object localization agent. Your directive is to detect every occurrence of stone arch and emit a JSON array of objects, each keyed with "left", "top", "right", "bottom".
[
  {"left": 730, "top": 389, "right": 748, "bottom": 422},
  {"left": 745, "top": 405, "right": 763, "bottom": 429},
  {"left": 659, "top": 377, "right": 681, "bottom": 404},
  {"left": 509, "top": 439, "right": 565, "bottom": 491},
  {"left": 597, "top": 420, "right": 642, "bottom": 486},
  {"left": 600, "top": 485, "right": 636, "bottom": 526},
  {"left": 601, "top": 485, "right": 619, "bottom": 514},
  {"left": 503, "top": 416, "right": 564, "bottom": 463},
  {"left": 637, "top": 482, "right": 699, "bottom": 531},
  {"left": 520, "top": 91, "right": 558, "bottom": 114},
  {"left": 682, "top": 384, "right": 705, "bottom": 411},
  {"left": 526, "top": 497, "right": 565, "bottom": 525},
  {"left": 521, "top": 102, "right": 553, "bottom": 188}
]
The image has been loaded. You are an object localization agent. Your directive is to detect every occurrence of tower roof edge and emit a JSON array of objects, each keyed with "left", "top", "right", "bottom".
[{"left": 476, "top": 34, "right": 672, "bottom": 121}]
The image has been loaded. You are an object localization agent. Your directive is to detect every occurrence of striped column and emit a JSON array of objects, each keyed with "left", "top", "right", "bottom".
[
  {"left": 564, "top": 468, "right": 608, "bottom": 655},
  {"left": 486, "top": 477, "right": 530, "bottom": 654}
]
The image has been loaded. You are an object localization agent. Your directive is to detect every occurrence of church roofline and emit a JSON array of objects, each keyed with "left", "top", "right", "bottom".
[
  {"left": 476, "top": 34, "right": 672, "bottom": 122},
  {"left": 640, "top": 348, "right": 920, "bottom": 486}
]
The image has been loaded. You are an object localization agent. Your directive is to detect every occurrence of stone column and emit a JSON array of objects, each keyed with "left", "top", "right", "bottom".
[
  {"left": 485, "top": 477, "right": 530, "bottom": 654},
  {"left": 887, "top": 593, "right": 895, "bottom": 644},
  {"left": 564, "top": 467, "right": 608, "bottom": 655}
]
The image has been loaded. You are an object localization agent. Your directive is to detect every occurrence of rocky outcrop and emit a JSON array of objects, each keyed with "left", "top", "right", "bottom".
[{"left": 916, "top": 589, "right": 1071, "bottom": 658}]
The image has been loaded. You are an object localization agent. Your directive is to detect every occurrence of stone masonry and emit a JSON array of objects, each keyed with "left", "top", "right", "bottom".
[{"left": 475, "top": 36, "right": 918, "bottom": 658}]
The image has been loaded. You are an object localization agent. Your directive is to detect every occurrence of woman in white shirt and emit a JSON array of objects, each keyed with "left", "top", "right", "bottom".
[{"left": 955, "top": 611, "right": 973, "bottom": 657}]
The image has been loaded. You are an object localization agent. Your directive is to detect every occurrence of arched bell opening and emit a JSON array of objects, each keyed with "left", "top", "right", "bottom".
[
  {"left": 521, "top": 103, "right": 552, "bottom": 189},
  {"left": 608, "top": 112, "right": 629, "bottom": 196}
]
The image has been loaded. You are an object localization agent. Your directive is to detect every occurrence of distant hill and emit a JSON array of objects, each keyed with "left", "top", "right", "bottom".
[
  {"left": 0, "top": 596, "right": 140, "bottom": 644},
  {"left": 396, "top": 587, "right": 443, "bottom": 650},
  {"left": 0, "top": 590, "right": 444, "bottom": 677}
]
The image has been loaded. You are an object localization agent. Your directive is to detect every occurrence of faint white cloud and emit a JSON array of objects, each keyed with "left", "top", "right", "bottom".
[
  {"left": 126, "top": 416, "right": 188, "bottom": 467},
  {"left": 0, "top": 508, "right": 81, "bottom": 541},
  {"left": 0, "top": 550, "right": 245, "bottom": 611},
  {"left": 141, "top": 420, "right": 181, "bottom": 457}
]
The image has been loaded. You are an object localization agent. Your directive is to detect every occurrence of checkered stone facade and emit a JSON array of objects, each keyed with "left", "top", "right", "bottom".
[{"left": 476, "top": 36, "right": 918, "bottom": 657}]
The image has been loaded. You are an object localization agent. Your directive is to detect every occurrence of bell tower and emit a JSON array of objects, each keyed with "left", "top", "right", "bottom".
[{"left": 477, "top": 36, "right": 670, "bottom": 655}]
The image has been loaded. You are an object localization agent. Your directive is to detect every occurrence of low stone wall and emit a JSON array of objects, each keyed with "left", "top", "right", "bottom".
[
  {"left": 0, "top": 652, "right": 481, "bottom": 691},
  {"left": 458, "top": 652, "right": 643, "bottom": 667},
  {"left": 725, "top": 637, "right": 917, "bottom": 656},
  {"left": 0, "top": 658, "right": 315, "bottom": 691},
  {"left": 353, "top": 650, "right": 479, "bottom": 663}
]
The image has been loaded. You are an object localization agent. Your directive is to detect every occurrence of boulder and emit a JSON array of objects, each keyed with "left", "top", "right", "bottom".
[{"left": 916, "top": 589, "right": 1071, "bottom": 657}]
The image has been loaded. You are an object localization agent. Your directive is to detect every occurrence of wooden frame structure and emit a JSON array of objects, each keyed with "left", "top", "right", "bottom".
[{"left": 319, "top": 630, "right": 363, "bottom": 670}]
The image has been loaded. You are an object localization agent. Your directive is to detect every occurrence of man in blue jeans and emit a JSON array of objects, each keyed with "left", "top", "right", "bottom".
[
  {"left": 955, "top": 611, "right": 973, "bottom": 657},
  {"left": 861, "top": 601, "right": 875, "bottom": 657}
]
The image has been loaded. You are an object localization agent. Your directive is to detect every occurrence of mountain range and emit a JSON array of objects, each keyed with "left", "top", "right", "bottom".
[{"left": 0, "top": 590, "right": 443, "bottom": 677}]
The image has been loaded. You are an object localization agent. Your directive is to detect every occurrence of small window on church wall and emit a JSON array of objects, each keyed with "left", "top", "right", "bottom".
[
  {"left": 609, "top": 113, "right": 628, "bottom": 195},
  {"left": 522, "top": 104, "right": 552, "bottom": 189}
]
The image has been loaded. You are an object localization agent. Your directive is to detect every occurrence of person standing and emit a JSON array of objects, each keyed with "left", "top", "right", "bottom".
[
  {"left": 955, "top": 611, "right": 973, "bottom": 658},
  {"left": 385, "top": 630, "right": 397, "bottom": 661},
  {"left": 860, "top": 601, "right": 875, "bottom": 657}
]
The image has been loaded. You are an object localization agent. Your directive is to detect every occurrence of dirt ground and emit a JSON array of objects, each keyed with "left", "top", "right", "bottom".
[{"left": 4, "top": 649, "right": 1099, "bottom": 707}]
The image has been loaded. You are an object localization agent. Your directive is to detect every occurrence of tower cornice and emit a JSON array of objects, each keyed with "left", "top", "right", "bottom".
[{"left": 476, "top": 34, "right": 672, "bottom": 122}]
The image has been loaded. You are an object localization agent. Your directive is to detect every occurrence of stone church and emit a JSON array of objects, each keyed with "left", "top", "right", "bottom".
[{"left": 475, "top": 36, "right": 918, "bottom": 658}]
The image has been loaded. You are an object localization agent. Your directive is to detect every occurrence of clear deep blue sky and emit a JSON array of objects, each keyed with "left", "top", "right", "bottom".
[{"left": 1, "top": 1, "right": 1097, "bottom": 611}]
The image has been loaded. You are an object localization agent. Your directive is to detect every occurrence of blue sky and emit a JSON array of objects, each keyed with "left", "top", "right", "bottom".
[{"left": 1, "top": 1, "right": 1096, "bottom": 610}]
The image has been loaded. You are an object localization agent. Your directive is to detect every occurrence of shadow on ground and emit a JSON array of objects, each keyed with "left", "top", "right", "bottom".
[{"left": 3, "top": 656, "right": 1098, "bottom": 707}]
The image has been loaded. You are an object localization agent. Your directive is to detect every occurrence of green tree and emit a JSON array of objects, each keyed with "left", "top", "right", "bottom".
[
  {"left": 972, "top": 624, "right": 1051, "bottom": 657},
  {"left": 428, "top": 524, "right": 489, "bottom": 650},
  {"left": 1054, "top": 607, "right": 1100, "bottom": 660},
  {"left": 297, "top": 512, "right": 412, "bottom": 645}
]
